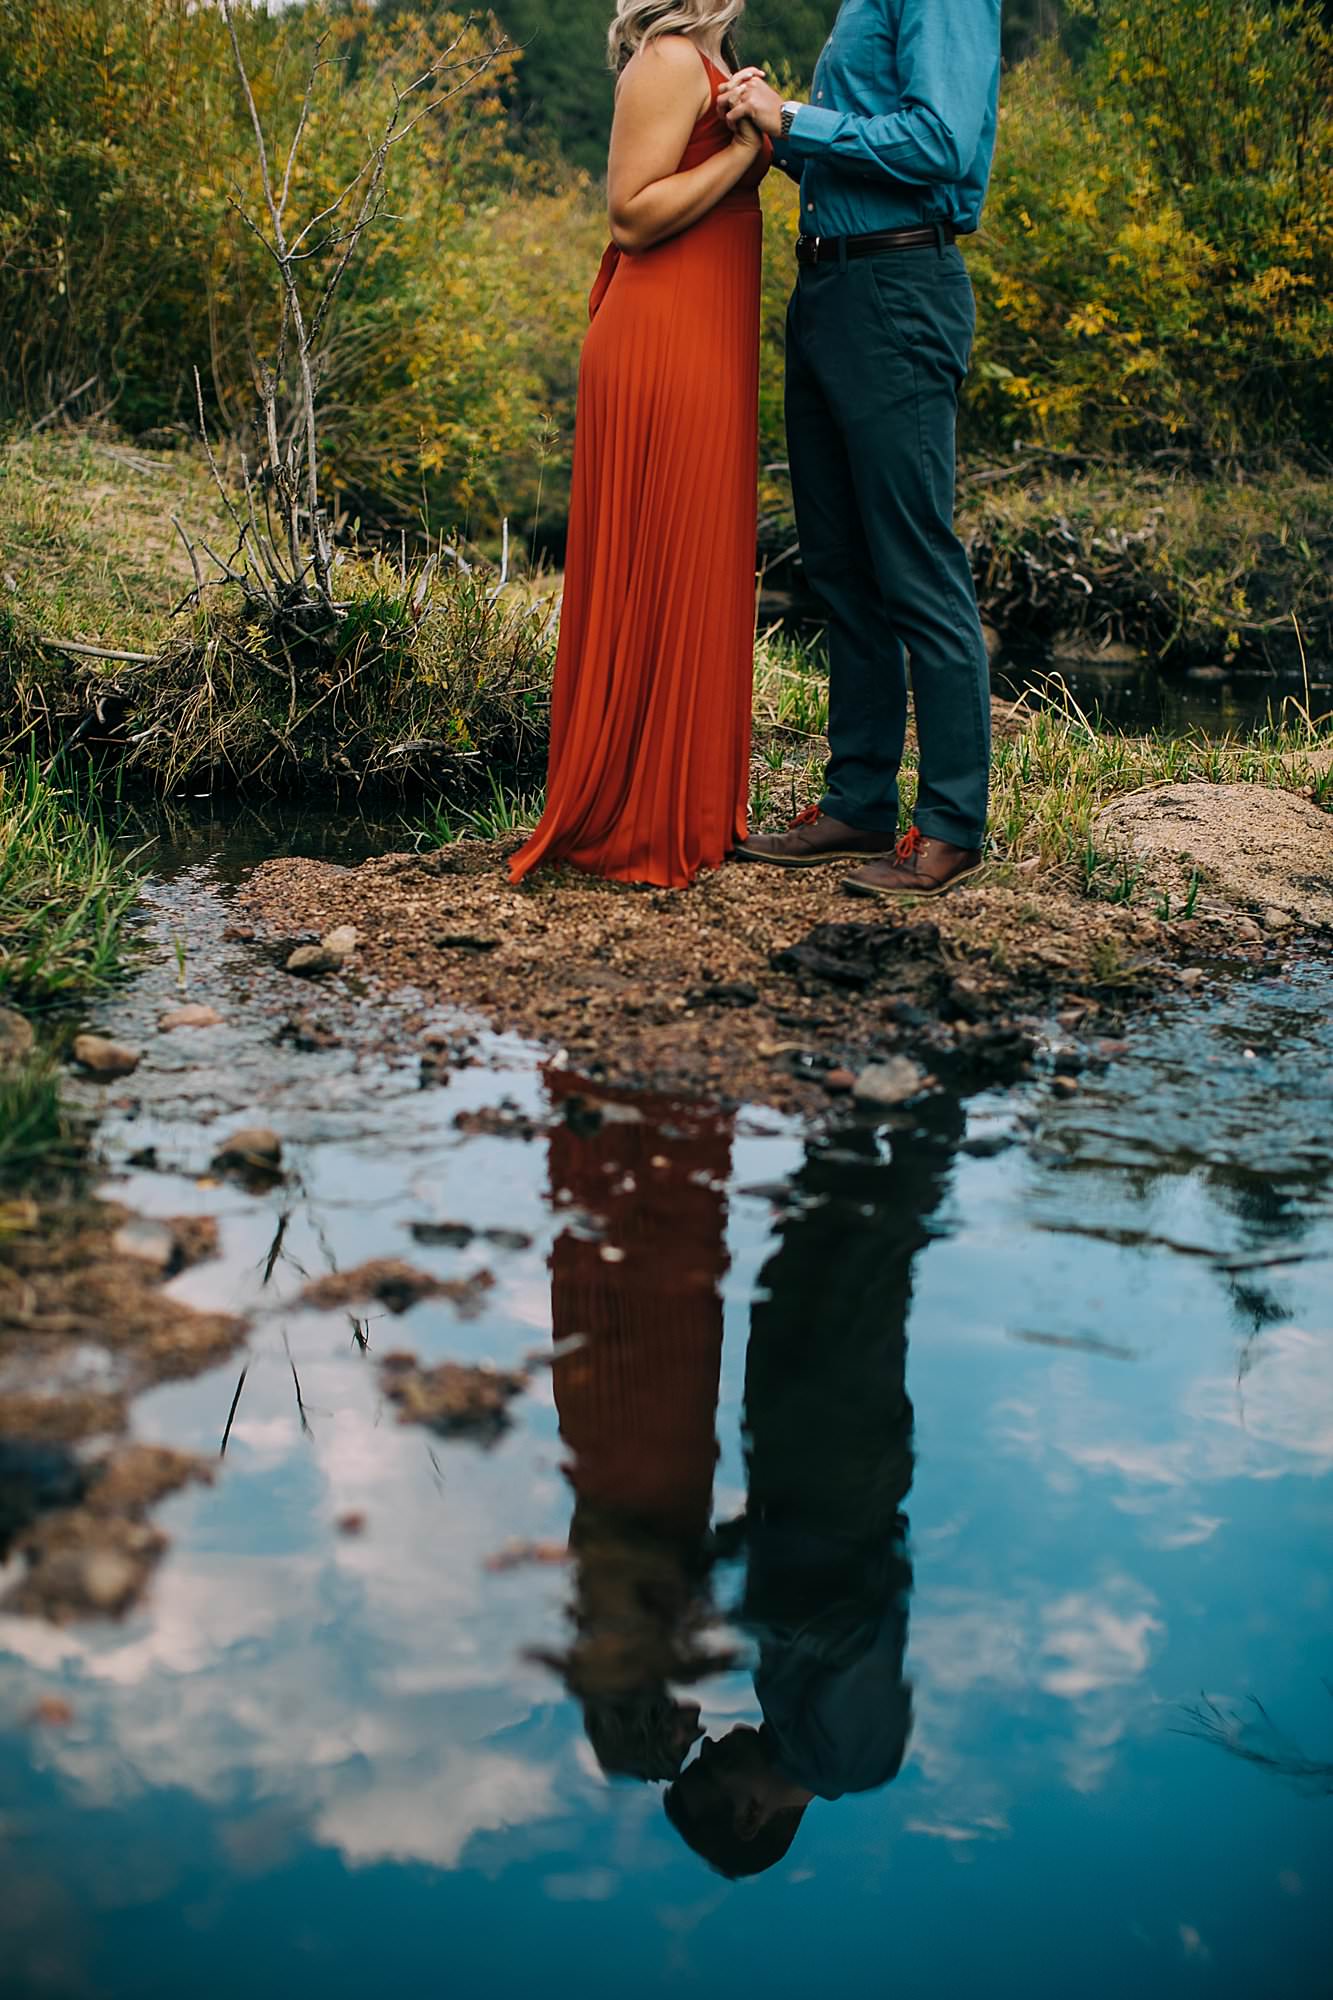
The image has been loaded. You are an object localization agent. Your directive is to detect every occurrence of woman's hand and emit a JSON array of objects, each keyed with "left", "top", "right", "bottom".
[
  {"left": 718, "top": 69, "right": 787, "bottom": 139},
  {"left": 731, "top": 114, "right": 764, "bottom": 152}
]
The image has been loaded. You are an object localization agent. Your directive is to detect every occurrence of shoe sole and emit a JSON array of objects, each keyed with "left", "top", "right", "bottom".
[
  {"left": 732, "top": 846, "right": 894, "bottom": 869},
  {"left": 841, "top": 862, "right": 985, "bottom": 901}
]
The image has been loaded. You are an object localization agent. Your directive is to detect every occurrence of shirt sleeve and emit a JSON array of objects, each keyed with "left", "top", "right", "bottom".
[{"left": 782, "top": 0, "right": 999, "bottom": 188}]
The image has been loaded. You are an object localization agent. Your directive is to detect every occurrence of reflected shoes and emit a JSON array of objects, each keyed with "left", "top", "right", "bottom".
[
  {"left": 732, "top": 804, "right": 898, "bottom": 868},
  {"left": 842, "top": 827, "right": 983, "bottom": 901}
]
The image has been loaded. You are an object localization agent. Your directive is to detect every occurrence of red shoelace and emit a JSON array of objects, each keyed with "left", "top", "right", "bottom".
[
  {"left": 790, "top": 803, "right": 822, "bottom": 827},
  {"left": 894, "top": 826, "right": 926, "bottom": 863}
]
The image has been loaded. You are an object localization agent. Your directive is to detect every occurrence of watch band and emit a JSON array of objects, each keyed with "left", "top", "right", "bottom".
[{"left": 779, "top": 101, "right": 800, "bottom": 142}]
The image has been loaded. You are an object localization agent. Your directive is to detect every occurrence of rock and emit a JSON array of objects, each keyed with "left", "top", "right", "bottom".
[
  {"left": 77, "top": 1548, "right": 142, "bottom": 1613},
  {"left": 1051, "top": 1046, "right": 1085, "bottom": 1075},
  {"left": 961, "top": 1131, "right": 1016, "bottom": 1158},
  {"left": 211, "top": 1126, "right": 283, "bottom": 1174},
  {"left": 111, "top": 1218, "right": 178, "bottom": 1271},
  {"left": 852, "top": 1057, "right": 927, "bottom": 1109},
  {"left": 1052, "top": 1074, "right": 1081, "bottom": 1097},
  {"left": 0, "top": 1006, "right": 36, "bottom": 1070},
  {"left": 686, "top": 980, "right": 759, "bottom": 1009},
  {"left": 221, "top": 923, "right": 255, "bottom": 942},
  {"left": 158, "top": 1003, "right": 222, "bottom": 1031},
  {"left": 483, "top": 1227, "right": 534, "bottom": 1252},
  {"left": 302, "top": 1258, "right": 495, "bottom": 1316},
  {"left": 432, "top": 933, "right": 499, "bottom": 953},
  {"left": 410, "top": 1220, "right": 476, "bottom": 1248},
  {"left": 981, "top": 620, "right": 1003, "bottom": 664},
  {"left": 823, "top": 1067, "right": 856, "bottom": 1095},
  {"left": 26, "top": 1695, "right": 75, "bottom": 1728},
  {"left": 322, "top": 925, "right": 359, "bottom": 957},
  {"left": 274, "top": 1011, "right": 342, "bottom": 1052},
  {"left": 1094, "top": 783, "right": 1333, "bottom": 933},
  {"left": 773, "top": 920, "right": 941, "bottom": 992},
  {"left": 1261, "top": 906, "right": 1293, "bottom": 932},
  {"left": 337, "top": 1511, "right": 367, "bottom": 1536},
  {"left": 1177, "top": 967, "right": 1205, "bottom": 989},
  {"left": 285, "top": 943, "right": 343, "bottom": 977},
  {"left": 380, "top": 1352, "right": 528, "bottom": 1444},
  {"left": 72, "top": 1033, "right": 140, "bottom": 1079},
  {"left": 454, "top": 1103, "right": 542, "bottom": 1141}
]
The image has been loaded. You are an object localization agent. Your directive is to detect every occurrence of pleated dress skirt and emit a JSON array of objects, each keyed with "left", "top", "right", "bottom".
[{"left": 509, "top": 130, "right": 767, "bottom": 888}]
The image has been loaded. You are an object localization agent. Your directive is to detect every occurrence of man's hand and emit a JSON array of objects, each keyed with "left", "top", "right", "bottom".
[{"left": 717, "top": 67, "right": 787, "bottom": 140}]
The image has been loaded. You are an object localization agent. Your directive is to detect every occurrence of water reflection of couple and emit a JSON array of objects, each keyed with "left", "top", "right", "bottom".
[{"left": 539, "top": 1069, "right": 961, "bottom": 1878}]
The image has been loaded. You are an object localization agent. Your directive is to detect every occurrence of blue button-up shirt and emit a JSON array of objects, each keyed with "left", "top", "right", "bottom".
[{"left": 773, "top": 0, "right": 1002, "bottom": 238}]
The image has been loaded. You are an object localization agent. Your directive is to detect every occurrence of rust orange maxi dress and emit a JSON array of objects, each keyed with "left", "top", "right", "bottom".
[{"left": 508, "top": 56, "right": 771, "bottom": 889}]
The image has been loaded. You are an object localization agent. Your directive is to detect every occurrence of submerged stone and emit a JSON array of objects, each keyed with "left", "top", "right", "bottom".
[{"left": 72, "top": 1033, "right": 140, "bottom": 1078}]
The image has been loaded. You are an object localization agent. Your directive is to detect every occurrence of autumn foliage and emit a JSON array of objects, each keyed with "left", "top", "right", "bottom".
[{"left": 1, "top": 0, "right": 1328, "bottom": 544}]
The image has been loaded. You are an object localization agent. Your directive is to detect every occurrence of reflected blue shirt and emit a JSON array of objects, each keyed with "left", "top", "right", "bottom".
[{"left": 773, "top": 0, "right": 1002, "bottom": 238}]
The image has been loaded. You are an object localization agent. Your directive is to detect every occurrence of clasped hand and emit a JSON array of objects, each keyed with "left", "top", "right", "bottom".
[{"left": 717, "top": 66, "right": 786, "bottom": 140}]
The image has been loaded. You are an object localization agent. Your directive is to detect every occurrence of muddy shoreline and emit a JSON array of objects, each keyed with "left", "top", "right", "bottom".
[{"left": 235, "top": 836, "right": 1292, "bottom": 1117}]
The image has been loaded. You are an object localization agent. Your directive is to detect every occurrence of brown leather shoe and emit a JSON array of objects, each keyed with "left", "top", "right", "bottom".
[
  {"left": 842, "top": 827, "right": 983, "bottom": 900},
  {"left": 733, "top": 804, "right": 898, "bottom": 868}
]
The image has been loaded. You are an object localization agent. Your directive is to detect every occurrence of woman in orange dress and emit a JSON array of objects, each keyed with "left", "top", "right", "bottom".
[{"left": 508, "top": 4, "right": 771, "bottom": 890}]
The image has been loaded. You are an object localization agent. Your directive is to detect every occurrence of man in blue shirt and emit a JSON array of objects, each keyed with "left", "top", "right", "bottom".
[{"left": 723, "top": 1, "right": 1002, "bottom": 899}]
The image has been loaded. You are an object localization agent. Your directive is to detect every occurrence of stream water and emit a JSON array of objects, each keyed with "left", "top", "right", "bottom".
[{"left": 1, "top": 801, "right": 1331, "bottom": 1999}]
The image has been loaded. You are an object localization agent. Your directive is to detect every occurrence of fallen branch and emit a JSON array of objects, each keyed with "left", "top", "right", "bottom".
[{"left": 35, "top": 636, "right": 157, "bottom": 664}]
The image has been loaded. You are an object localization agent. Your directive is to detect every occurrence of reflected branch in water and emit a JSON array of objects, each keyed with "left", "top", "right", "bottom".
[
  {"left": 1174, "top": 1691, "right": 1333, "bottom": 1797},
  {"left": 219, "top": 1365, "right": 249, "bottom": 1458}
]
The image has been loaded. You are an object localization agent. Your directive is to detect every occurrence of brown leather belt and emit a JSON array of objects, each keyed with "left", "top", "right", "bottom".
[{"left": 796, "top": 222, "right": 958, "bottom": 266}]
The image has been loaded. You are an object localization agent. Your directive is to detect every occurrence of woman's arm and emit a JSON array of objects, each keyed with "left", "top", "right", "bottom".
[{"left": 608, "top": 36, "right": 762, "bottom": 254}]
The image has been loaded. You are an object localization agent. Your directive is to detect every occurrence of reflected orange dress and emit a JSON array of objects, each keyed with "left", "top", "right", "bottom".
[{"left": 509, "top": 54, "right": 770, "bottom": 889}]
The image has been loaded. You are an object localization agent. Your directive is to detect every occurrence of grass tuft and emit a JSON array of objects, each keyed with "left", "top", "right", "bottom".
[{"left": 0, "top": 756, "right": 144, "bottom": 1007}]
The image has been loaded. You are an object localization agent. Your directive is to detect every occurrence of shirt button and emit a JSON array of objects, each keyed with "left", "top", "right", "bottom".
[
  {"left": 816, "top": 91, "right": 824, "bottom": 101},
  {"left": 807, "top": 201, "right": 815, "bottom": 212}
]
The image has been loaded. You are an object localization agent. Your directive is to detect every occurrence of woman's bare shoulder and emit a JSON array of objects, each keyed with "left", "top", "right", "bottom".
[{"left": 616, "top": 34, "right": 710, "bottom": 100}]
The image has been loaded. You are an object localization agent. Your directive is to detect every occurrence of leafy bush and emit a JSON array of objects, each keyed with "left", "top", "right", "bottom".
[
  {"left": 0, "top": 0, "right": 600, "bottom": 529},
  {"left": 967, "top": 2, "right": 1332, "bottom": 453}
]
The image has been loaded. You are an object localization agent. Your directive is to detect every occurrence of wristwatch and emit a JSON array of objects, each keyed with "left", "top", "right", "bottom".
[{"left": 779, "top": 101, "right": 801, "bottom": 141}]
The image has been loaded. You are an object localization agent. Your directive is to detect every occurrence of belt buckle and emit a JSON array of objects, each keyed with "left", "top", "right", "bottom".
[{"left": 797, "top": 233, "right": 821, "bottom": 268}]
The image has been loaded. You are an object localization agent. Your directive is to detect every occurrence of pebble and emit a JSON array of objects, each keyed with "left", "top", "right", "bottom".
[
  {"left": 1261, "top": 906, "right": 1292, "bottom": 932},
  {"left": 72, "top": 1033, "right": 140, "bottom": 1078},
  {"left": 158, "top": 1002, "right": 222, "bottom": 1030},
  {"left": 111, "top": 1218, "right": 178, "bottom": 1271},
  {"left": 211, "top": 1126, "right": 283, "bottom": 1173},
  {"left": 26, "top": 1696, "right": 76, "bottom": 1728},
  {"left": 851, "top": 1057, "right": 927, "bottom": 1110},
  {"left": 1177, "top": 967, "right": 1205, "bottom": 989},
  {"left": 1051, "top": 1074, "right": 1081, "bottom": 1097},
  {"left": 79, "top": 1549, "right": 140, "bottom": 1612},
  {"left": 285, "top": 944, "right": 343, "bottom": 976},
  {"left": 322, "top": 925, "right": 359, "bottom": 956},
  {"left": 822, "top": 1067, "right": 856, "bottom": 1095}
]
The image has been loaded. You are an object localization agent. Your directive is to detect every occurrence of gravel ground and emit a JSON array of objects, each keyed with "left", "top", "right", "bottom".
[{"left": 237, "top": 839, "right": 1222, "bottom": 1113}]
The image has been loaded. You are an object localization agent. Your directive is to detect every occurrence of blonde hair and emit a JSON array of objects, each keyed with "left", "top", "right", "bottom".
[{"left": 607, "top": 1, "right": 744, "bottom": 74}]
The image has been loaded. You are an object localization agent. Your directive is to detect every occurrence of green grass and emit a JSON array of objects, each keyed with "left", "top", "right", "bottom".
[
  {"left": 0, "top": 428, "right": 234, "bottom": 656},
  {"left": 0, "top": 755, "right": 144, "bottom": 1007},
  {"left": 0, "top": 1053, "right": 78, "bottom": 1185}
]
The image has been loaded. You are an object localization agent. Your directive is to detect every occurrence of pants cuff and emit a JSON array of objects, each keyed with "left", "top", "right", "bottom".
[
  {"left": 820, "top": 791, "right": 900, "bottom": 835},
  {"left": 914, "top": 810, "right": 986, "bottom": 852}
]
